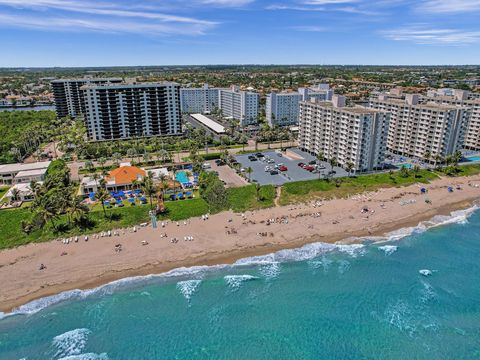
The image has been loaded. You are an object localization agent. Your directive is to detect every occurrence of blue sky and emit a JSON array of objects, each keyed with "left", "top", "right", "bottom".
[{"left": 0, "top": 0, "right": 479, "bottom": 66}]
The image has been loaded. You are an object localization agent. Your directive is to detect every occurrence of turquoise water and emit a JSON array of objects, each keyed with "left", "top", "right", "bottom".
[
  {"left": 1, "top": 208, "right": 480, "bottom": 359},
  {"left": 175, "top": 171, "right": 189, "bottom": 184},
  {"left": 400, "top": 163, "right": 414, "bottom": 169},
  {"left": 467, "top": 156, "right": 480, "bottom": 162}
]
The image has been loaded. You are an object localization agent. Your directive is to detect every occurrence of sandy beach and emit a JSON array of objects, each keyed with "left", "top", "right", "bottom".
[{"left": 1, "top": 174, "right": 480, "bottom": 313}]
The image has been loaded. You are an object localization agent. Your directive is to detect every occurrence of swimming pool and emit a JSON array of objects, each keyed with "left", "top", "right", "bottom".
[
  {"left": 467, "top": 156, "right": 480, "bottom": 162},
  {"left": 175, "top": 171, "right": 189, "bottom": 184},
  {"left": 399, "top": 163, "right": 413, "bottom": 169}
]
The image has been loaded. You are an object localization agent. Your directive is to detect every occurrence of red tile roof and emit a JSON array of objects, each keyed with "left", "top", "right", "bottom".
[{"left": 106, "top": 166, "right": 146, "bottom": 185}]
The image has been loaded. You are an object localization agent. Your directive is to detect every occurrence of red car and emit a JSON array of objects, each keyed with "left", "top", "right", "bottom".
[
  {"left": 279, "top": 165, "right": 288, "bottom": 172},
  {"left": 304, "top": 165, "right": 315, "bottom": 172}
]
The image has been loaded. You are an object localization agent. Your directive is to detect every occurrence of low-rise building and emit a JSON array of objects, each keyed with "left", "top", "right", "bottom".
[{"left": 0, "top": 161, "right": 51, "bottom": 185}]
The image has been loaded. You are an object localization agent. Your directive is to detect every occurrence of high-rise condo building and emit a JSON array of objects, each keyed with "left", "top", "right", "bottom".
[
  {"left": 266, "top": 92, "right": 303, "bottom": 127},
  {"left": 299, "top": 95, "right": 390, "bottom": 172},
  {"left": 421, "top": 90, "right": 480, "bottom": 151},
  {"left": 82, "top": 82, "right": 182, "bottom": 141},
  {"left": 369, "top": 94, "right": 470, "bottom": 160},
  {"left": 218, "top": 86, "right": 259, "bottom": 126},
  {"left": 51, "top": 78, "right": 122, "bottom": 118},
  {"left": 180, "top": 84, "right": 223, "bottom": 114}
]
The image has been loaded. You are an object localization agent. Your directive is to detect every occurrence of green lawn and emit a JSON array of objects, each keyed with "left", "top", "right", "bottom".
[
  {"left": 161, "top": 198, "right": 209, "bottom": 221},
  {"left": 0, "top": 186, "right": 9, "bottom": 200},
  {"left": 0, "top": 197, "right": 208, "bottom": 250},
  {"left": 279, "top": 170, "right": 439, "bottom": 205},
  {"left": 227, "top": 185, "right": 276, "bottom": 212}
]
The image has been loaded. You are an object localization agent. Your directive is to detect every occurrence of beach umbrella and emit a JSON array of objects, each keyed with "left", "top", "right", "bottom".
[
  {"left": 118, "top": 191, "right": 125, "bottom": 197},
  {"left": 89, "top": 192, "right": 95, "bottom": 199},
  {"left": 134, "top": 189, "right": 142, "bottom": 194},
  {"left": 128, "top": 198, "right": 135, "bottom": 203},
  {"left": 420, "top": 188, "right": 426, "bottom": 194},
  {"left": 104, "top": 201, "right": 110, "bottom": 205}
]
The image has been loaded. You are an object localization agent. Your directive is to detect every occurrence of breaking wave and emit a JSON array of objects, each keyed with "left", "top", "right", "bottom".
[
  {"left": 3, "top": 205, "right": 477, "bottom": 319},
  {"left": 176, "top": 280, "right": 202, "bottom": 301},
  {"left": 224, "top": 275, "right": 258, "bottom": 290}
]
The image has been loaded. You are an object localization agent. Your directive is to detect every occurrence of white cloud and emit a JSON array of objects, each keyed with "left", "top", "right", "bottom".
[
  {"left": 383, "top": 26, "right": 480, "bottom": 45},
  {"left": 419, "top": 0, "right": 480, "bottom": 13},
  {"left": 0, "top": 12, "right": 216, "bottom": 35},
  {"left": 0, "top": 0, "right": 219, "bottom": 35},
  {"left": 304, "top": 0, "right": 358, "bottom": 4},
  {"left": 292, "top": 25, "right": 327, "bottom": 32},
  {"left": 198, "top": 0, "right": 255, "bottom": 6}
]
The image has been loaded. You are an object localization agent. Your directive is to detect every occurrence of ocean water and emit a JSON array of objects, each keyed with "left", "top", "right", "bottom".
[{"left": 1, "top": 208, "right": 480, "bottom": 359}]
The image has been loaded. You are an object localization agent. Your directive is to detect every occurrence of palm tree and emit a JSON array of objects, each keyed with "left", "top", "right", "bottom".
[
  {"left": 84, "top": 160, "right": 95, "bottom": 174},
  {"left": 141, "top": 172, "right": 157, "bottom": 209},
  {"left": 453, "top": 150, "right": 462, "bottom": 167},
  {"left": 143, "top": 152, "right": 151, "bottom": 165},
  {"left": 246, "top": 167, "right": 253, "bottom": 182},
  {"left": 112, "top": 152, "right": 122, "bottom": 166},
  {"left": 424, "top": 150, "right": 431, "bottom": 164},
  {"left": 96, "top": 181, "right": 110, "bottom": 219},
  {"left": 329, "top": 157, "right": 338, "bottom": 169},
  {"left": 98, "top": 157, "right": 107, "bottom": 169},
  {"left": 255, "top": 183, "right": 262, "bottom": 201},
  {"left": 10, "top": 188, "right": 21, "bottom": 202},
  {"left": 413, "top": 164, "right": 421, "bottom": 176},
  {"left": 125, "top": 148, "right": 135, "bottom": 164},
  {"left": 345, "top": 162, "right": 354, "bottom": 177},
  {"left": 67, "top": 191, "right": 90, "bottom": 226}
]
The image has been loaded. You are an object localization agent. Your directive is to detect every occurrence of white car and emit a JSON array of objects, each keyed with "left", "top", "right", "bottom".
[
  {"left": 202, "top": 163, "right": 211, "bottom": 169},
  {"left": 264, "top": 166, "right": 272, "bottom": 172}
]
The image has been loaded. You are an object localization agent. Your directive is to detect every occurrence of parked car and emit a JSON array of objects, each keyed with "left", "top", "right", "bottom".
[
  {"left": 267, "top": 159, "right": 275, "bottom": 164},
  {"left": 249, "top": 157, "right": 258, "bottom": 162},
  {"left": 277, "top": 153, "right": 283, "bottom": 157},
  {"left": 309, "top": 160, "right": 317, "bottom": 165},
  {"left": 265, "top": 166, "right": 272, "bottom": 172},
  {"left": 202, "top": 163, "right": 211, "bottom": 169},
  {"left": 298, "top": 162, "right": 305, "bottom": 167},
  {"left": 279, "top": 166, "right": 288, "bottom": 172},
  {"left": 318, "top": 165, "right": 326, "bottom": 169},
  {"left": 270, "top": 170, "right": 279, "bottom": 175},
  {"left": 215, "top": 159, "right": 225, "bottom": 166},
  {"left": 256, "top": 153, "right": 264, "bottom": 158},
  {"left": 304, "top": 165, "right": 315, "bottom": 172}
]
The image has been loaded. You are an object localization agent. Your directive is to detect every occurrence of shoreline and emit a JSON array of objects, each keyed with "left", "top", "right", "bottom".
[{"left": 1, "top": 175, "right": 480, "bottom": 314}]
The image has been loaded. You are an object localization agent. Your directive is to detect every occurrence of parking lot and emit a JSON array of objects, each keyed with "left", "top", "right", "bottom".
[{"left": 235, "top": 148, "right": 348, "bottom": 186}]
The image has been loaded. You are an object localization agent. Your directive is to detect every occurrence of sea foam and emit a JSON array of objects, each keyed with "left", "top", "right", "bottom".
[
  {"left": 176, "top": 280, "right": 202, "bottom": 301},
  {"left": 3, "top": 205, "right": 478, "bottom": 318},
  {"left": 224, "top": 275, "right": 258, "bottom": 290},
  {"left": 52, "top": 328, "right": 91, "bottom": 359}
]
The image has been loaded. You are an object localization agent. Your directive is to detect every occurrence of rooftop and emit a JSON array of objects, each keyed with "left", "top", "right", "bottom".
[
  {"left": 302, "top": 101, "right": 385, "bottom": 114},
  {"left": 106, "top": 166, "right": 146, "bottom": 185},
  {"left": 81, "top": 82, "right": 179, "bottom": 90},
  {"left": 15, "top": 169, "right": 48, "bottom": 178},
  {"left": 0, "top": 161, "right": 51, "bottom": 175},
  {"left": 190, "top": 113, "right": 226, "bottom": 134}
]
